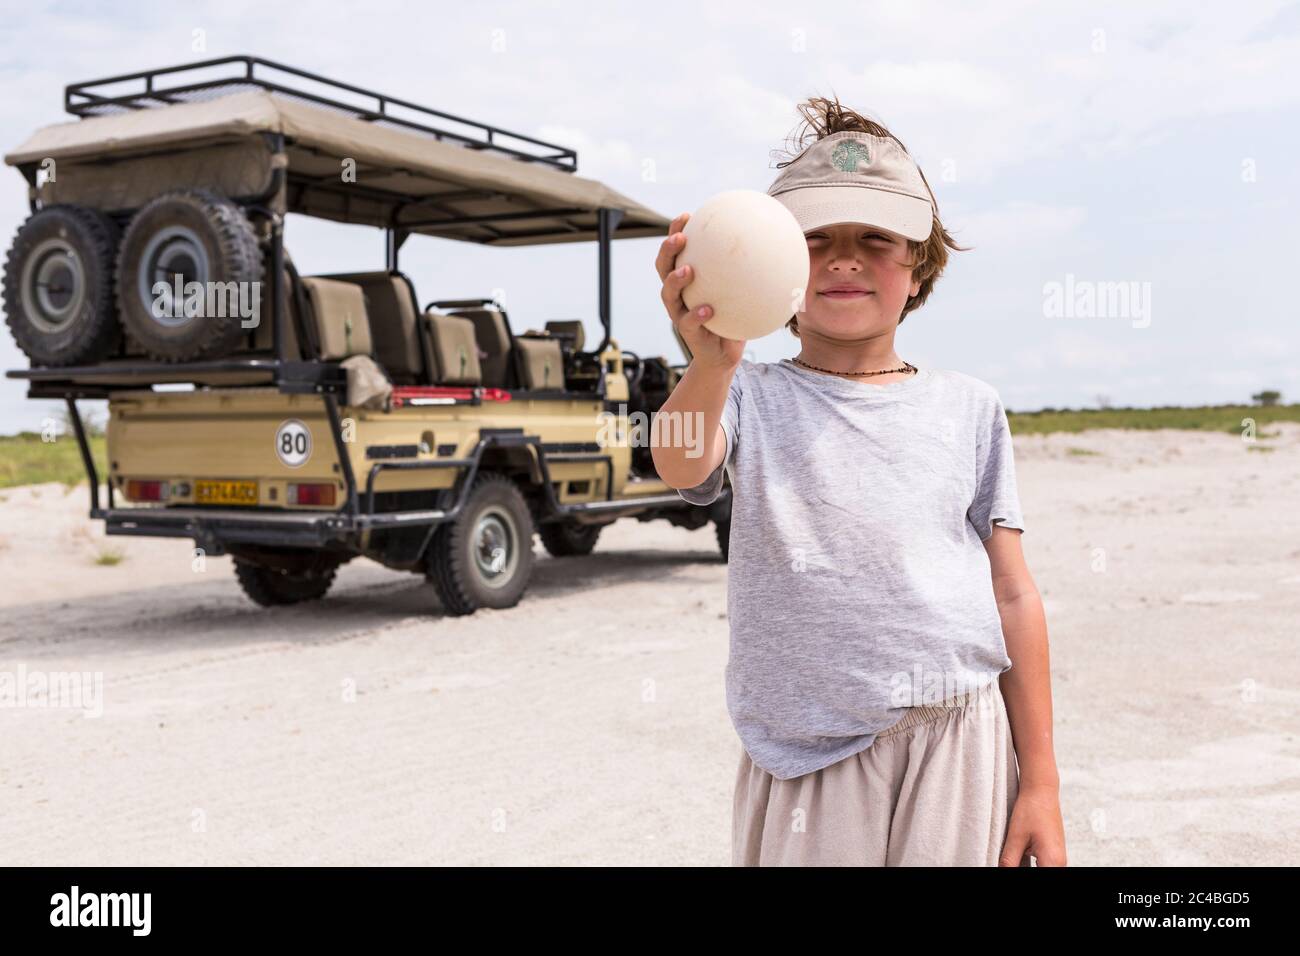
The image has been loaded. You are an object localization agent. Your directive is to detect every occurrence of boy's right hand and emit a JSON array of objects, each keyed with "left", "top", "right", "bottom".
[{"left": 656, "top": 212, "right": 747, "bottom": 371}]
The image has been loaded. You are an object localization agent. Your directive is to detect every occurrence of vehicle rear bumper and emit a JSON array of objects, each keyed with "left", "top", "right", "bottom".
[{"left": 98, "top": 506, "right": 361, "bottom": 551}]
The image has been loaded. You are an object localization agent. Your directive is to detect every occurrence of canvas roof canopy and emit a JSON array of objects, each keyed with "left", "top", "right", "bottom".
[{"left": 5, "top": 88, "right": 671, "bottom": 246}]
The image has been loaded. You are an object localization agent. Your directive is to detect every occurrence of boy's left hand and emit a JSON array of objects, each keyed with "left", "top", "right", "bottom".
[{"left": 999, "top": 783, "right": 1067, "bottom": 866}]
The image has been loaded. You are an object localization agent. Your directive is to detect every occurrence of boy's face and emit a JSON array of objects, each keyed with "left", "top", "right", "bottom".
[{"left": 799, "top": 222, "right": 921, "bottom": 338}]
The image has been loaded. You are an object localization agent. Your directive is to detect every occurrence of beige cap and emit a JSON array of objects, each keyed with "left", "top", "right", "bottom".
[{"left": 766, "top": 130, "right": 935, "bottom": 242}]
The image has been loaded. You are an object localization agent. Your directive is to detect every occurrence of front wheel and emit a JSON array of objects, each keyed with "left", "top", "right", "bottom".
[{"left": 425, "top": 473, "right": 535, "bottom": 616}]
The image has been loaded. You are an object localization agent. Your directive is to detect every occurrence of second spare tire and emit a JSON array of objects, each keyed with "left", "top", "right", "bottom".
[
  {"left": 2, "top": 204, "right": 122, "bottom": 366},
  {"left": 116, "top": 189, "right": 264, "bottom": 362}
]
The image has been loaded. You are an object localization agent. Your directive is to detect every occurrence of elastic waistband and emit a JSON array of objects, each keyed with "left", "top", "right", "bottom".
[{"left": 877, "top": 679, "right": 999, "bottom": 739}]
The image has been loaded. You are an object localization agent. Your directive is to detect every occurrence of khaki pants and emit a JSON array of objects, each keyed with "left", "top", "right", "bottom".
[{"left": 732, "top": 678, "right": 1020, "bottom": 866}]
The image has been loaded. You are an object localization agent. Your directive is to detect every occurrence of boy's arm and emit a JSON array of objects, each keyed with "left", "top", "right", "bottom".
[
  {"left": 985, "top": 526, "right": 1057, "bottom": 788},
  {"left": 651, "top": 359, "right": 738, "bottom": 489},
  {"left": 984, "top": 525, "right": 1067, "bottom": 865}
]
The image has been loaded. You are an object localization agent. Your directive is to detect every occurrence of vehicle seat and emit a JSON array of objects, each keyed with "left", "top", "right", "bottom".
[
  {"left": 544, "top": 320, "right": 585, "bottom": 353},
  {"left": 251, "top": 265, "right": 305, "bottom": 359},
  {"left": 439, "top": 306, "right": 514, "bottom": 388},
  {"left": 318, "top": 271, "right": 424, "bottom": 384},
  {"left": 514, "top": 334, "right": 565, "bottom": 390},
  {"left": 300, "top": 277, "right": 373, "bottom": 359},
  {"left": 421, "top": 312, "right": 482, "bottom": 385}
]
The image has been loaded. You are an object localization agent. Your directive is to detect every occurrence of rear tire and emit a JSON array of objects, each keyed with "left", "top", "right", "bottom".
[
  {"left": 116, "top": 189, "right": 263, "bottom": 362},
  {"left": 2, "top": 205, "right": 122, "bottom": 366},
  {"left": 538, "top": 521, "right": 602, "bottom": 557},
  {"left": 425, "top": 473, "right": 535, "bottom": 616},
  {"left": 234, "top": 558, "right": 336, "bottom": 606}
]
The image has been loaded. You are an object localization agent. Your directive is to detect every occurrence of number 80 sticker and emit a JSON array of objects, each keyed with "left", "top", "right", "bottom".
[{"left": 275, "top": 419, "right": 312, "bottom": 468}]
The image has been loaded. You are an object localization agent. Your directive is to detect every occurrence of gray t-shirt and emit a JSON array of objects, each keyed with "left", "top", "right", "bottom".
[{"left": 677, "top": 358, "right": 1025, "bottom": 780}]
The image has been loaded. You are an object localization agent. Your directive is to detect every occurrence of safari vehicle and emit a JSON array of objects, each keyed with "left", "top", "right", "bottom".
[{"left": 4, "top": 56, "right": 731, "bottom": 614}]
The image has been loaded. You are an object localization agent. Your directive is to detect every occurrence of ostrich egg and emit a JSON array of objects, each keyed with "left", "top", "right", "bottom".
[{"left": 676, "top": 189, "right": 809, "bottom": 341}]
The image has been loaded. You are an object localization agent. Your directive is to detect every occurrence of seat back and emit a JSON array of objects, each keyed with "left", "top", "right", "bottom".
[
  {"left": 319, "top": 272, "right": 424, "bottom": 384},
  {"left": 300, "top": 277, "right": 373, "bottom": 360},
  {"left": 544, "top": 320, "right": 585, "bottom": 352},
  {"left": 251, "top": 266, "right": 304, "bottom": 359},
  {"left": 443, "top": 307, "right": 513, "bottom": 388},
  {"left": 514, "top": 336, "right": 565, "bottom": 390},
  {"left": 421, "top": 313, "right": 483, "bottom": 385}
]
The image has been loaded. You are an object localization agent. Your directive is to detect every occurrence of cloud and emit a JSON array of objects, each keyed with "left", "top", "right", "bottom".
[
  {"left": 1227, "top": 333, "right": 1295, "bottom": 361},
  {"left": 847, "top": 60, "right": 1015, "bottom": 113},
  {"left": 1207, "top": 368, "right": 1280, "bottom": 387},
  {"left": 811, "top": 1, "right": 1300, "bottom": 182},
  {"left": 533, "top": 125, "right": 642, "bottom": 182},
  {"left": 950, "top": 200, "right": 1088, "bottom": 247},
  {"left": 1011, "top": 330, "right": 1159, "bottom": 374}
]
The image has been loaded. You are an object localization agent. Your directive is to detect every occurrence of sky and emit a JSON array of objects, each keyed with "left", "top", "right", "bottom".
[{"left": 1, "top": 0, "right": 1298, "bottom": 433}]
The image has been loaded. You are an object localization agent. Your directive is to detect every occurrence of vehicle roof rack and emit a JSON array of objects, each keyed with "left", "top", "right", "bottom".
[{"left": 64, "top": 55, "right": 578, "bottom": 172}]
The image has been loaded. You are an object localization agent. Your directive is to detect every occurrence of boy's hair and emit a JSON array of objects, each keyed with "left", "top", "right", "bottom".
[{"left": 772, "top": 95, "right": 968, "bottom": 335}]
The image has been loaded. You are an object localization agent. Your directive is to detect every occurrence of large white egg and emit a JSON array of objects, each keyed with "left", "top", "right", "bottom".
[{"left": 676, "top": 189, "right": 809, "bottom": 342}]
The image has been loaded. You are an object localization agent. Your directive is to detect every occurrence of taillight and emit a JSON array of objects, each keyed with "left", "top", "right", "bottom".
[
  {"left": 125, "top": 479, "right": 168, "bottom": 502},
  {"left": 287, "top": 483, "right": 336, "bottom": 506}
]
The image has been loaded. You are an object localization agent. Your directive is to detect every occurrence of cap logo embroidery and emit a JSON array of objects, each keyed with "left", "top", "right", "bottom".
[{"left": 831, "top": 141, "right": 871, "bottom": 172}]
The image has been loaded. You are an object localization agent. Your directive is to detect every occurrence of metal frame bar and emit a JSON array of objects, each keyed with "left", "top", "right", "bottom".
[
  {"left": 64, "top": 55, "right": 578, "bottom": 171},
  {"left": 594, "top": 207, "right": 624, "bottom": 355},
  {"left": 270, "top": 211, "right": 286, "bottom": 366},
  {"left": 65, "top": 397, "right": 100, "bottom": 514},
  {"left": 322, "top": 393, "right": 359, "bottom": 516}
]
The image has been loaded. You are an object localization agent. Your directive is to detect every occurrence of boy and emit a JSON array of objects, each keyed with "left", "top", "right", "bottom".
[{"left": 651, "top": 98, "right": 1066, "bottom": 867}]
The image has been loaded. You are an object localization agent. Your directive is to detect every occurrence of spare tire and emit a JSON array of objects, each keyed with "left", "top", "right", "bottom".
[
  {"left": 2, "top": 205, "right": 122, "bottom": 366},
  {"left": 116, "top": 189, "right": 263, "bottom": 362}
]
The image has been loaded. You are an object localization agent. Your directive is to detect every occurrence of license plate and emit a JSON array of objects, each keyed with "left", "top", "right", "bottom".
[{"left": 194, "top": 479, "right": 259, "bottom": 506}]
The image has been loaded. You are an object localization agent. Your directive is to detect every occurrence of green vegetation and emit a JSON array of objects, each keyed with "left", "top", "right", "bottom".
[
  {"left": 93, "top": 546, "right": 127, "bottom": 566},
  {"left": 1006, "top": 404, "right": 1300, "bottom": 436},
  {"left": 0, "top": 431, "right": 109, "bottom": 489}
]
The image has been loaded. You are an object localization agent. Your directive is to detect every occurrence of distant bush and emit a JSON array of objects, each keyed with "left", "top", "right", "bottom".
[
  {"left": 0, "top": 432, "right": 108, "bottom": 488},
  {"left": 1006, "top": 403, "right": 1300, "bottom": 435}
]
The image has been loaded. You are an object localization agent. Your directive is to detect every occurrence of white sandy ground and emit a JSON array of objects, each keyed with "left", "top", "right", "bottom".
[{"left": 1, "top": 423, "right": 1299, "bottom": 866}]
